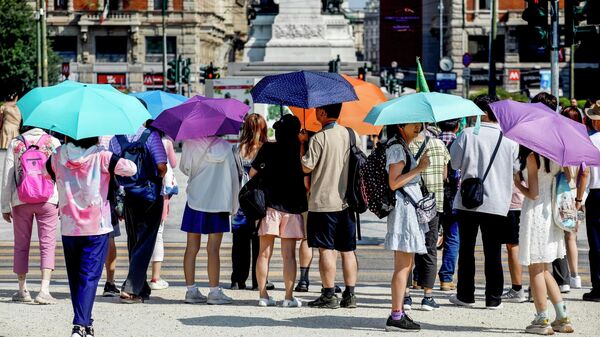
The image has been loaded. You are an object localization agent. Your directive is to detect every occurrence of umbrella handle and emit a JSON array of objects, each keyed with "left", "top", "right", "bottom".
[
  {"left": 280, "top": 105, "right": 283, "bottom": 118},
  {"left": 303, "top": 108, "right": 306, "bottom": 130}
]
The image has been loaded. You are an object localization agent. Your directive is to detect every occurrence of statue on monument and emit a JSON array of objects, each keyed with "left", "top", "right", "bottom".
[{"left": 322, "top": 0, "right": 344, "bottom": 14}]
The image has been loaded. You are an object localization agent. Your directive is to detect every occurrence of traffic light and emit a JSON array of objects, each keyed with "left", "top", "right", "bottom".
[
  {"left": 522, "top": 0, "right": 549, "bottom": 51},
  {"left": 358, "top": 66, "right": 366, "bottom": 81},
  {"left": 181, "top": 58, "right": 191, "bottom": 84},
  {"left": 565, "top": 0, "right": 588, "bottom": 45},
  {"left": 200, "top": 63, "right": 220, "bottom": 83},
  {"left": 167, "top": 58, "right": 179, "bottom": 83}
]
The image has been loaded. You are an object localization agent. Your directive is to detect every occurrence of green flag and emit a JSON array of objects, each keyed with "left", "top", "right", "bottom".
[{"left": 416, "top": 57, "right": 430, "bottom": 93}]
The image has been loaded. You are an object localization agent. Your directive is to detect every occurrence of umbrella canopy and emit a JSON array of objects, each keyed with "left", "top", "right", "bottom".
[
  {"left": 17, "top": 80, "right": 151, "bottom": 140},
  {"left": 251, "top": 71, "right": 358, "bottom": 108},
  {"left": 130, "top": 91, "right": 188, "bottom": 118},
  {"left": 364, "top": 92, "right": 483, "bottom": 125},
  {"left": 151, "top": 95, "right": 250, "bottom": 141},
  {"left": 289, "top": 75, "right": 386, "bottom": 135},
  {"left": 490, "top": 100, "right": 600, "bottom": 167}
]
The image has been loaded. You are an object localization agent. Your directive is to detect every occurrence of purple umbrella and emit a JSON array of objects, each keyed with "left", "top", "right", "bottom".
[
  {"left": 151, "top": 95, "right": 250, "bottom": 141},
  {"left": 490, "top": 100, "right": 600, "bottom": 167}
]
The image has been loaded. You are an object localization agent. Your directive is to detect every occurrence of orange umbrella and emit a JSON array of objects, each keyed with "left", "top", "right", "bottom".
[{"left": 289, "top": 74, "right": 386, "bottom": 135}]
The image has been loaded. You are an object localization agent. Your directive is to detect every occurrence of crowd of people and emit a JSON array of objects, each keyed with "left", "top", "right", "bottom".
[{"left": 1, "top": 93, "right": 600, "bottom": 337}]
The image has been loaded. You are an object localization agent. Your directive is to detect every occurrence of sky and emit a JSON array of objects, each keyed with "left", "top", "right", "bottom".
[{"left": 348, "top": 0, "right": 367, "bottom": 10}]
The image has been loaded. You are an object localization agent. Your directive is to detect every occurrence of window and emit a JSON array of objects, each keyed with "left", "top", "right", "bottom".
[
  {"left": 95, "top": 36, "right": 127, "bottom": 62},
  {"left": 479, "top": 0, "right": 491, "bottom": 10},
  {"left": 154, "top": 0, "right": 167, "bottom": 10},
  {"left": 54, "top": 0, "right": 68, "bottom": 10},
  {"left": 145, "top": 36, "right": 176, "bottom": 62},
  {"left": 468, "top": 35, "right": 505, "bottom": 63},
  {"left": 50, "top": 36, "right": 77, "bottom": 62}
]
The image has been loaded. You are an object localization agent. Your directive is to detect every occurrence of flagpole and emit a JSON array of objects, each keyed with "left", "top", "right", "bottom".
[
  {"left": 41, "top": 0, "right": 48, "bottom": 86},
  {"left": 162, "top": 0, "right": 168, "bottom": 91},
  {"left": 487, "top": 0, "right": 497, "bottom": 97}
]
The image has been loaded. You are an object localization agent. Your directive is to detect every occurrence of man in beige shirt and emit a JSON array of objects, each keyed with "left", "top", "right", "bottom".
[{"left": 300, "top": 103, "right": 361, "bottom": 309}]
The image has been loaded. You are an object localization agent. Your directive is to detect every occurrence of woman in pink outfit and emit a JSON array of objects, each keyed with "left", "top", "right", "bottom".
[
  {"left": 48, "top": 136, "right": 136, "bottom": 337},
  {"left": 1, "top": 127, "right": 61, "bottom": 305}
]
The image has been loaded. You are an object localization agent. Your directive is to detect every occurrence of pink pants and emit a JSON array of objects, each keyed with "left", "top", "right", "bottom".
[{"left": 12, "top": 203, "right": 59, "bottom": 274}]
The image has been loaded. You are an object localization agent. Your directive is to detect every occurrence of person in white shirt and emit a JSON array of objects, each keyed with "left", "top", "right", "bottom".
[
  {"left": 180, "top": 136, "right": 240, "bottom": 305},
  {"left": 576, "top": 103, "right": 600, "bottom": 302}
]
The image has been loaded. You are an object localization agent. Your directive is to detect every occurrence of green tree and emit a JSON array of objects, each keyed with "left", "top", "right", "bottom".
[{"left": 0, "top": 0, "right": 60, "bottom": 99}]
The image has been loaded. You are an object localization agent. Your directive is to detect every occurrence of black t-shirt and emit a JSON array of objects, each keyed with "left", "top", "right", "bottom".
[{"left": 252, "top": 142, "right": 308, "bottom": 214}]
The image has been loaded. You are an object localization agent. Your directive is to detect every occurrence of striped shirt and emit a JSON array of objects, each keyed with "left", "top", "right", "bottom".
[
  {"left": 409, "top": 136, "right": 451, "bottom": 213},
  {"left": 109, "top": 127, "right": 168, "bottom": 165}
]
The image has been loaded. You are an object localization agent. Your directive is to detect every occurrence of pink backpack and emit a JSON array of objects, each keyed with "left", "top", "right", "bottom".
[{"left": 15, "top": 134, "right": 54, "bottom": 203}]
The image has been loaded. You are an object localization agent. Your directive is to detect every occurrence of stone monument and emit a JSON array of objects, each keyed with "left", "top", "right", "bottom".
[{"left": 243, "top": 0, "right": 357, "bottom": 63}]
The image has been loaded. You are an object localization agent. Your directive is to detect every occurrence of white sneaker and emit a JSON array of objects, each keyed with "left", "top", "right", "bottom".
[
  {"left": 501, "top": 288, "right": 527, "bottom": 303},
  {"left": 258, "top": 296, "right": 276, "bottom": 307},
  {"left": 150, "top": 279, "right": 169, "bottom": 290},
  {"left": 184, "top": 288, "right": 207, "bottom": 304},
  {"left": 449, "top": 294, "right": 475, "bottom": 307},
  {"left": 560, "top": 284, "right": 571, "bottom": 293},
  {"left": 34, "top": 291, "right": 57, "bottom": 305},
  {"left": 485, "top": 303, "right": 503, "bottom": 310},
  {"left": 281, "top": 297, "right": 302, "bottom": 308},
  {"left": 11, "top": 290, "right": 32, "bottom": 302},
  {"left": 570, "top": 276, "right": 582, "bottom": 289},
  {"left": 207, "top": 288, "right": 233, "bottom": 305}
]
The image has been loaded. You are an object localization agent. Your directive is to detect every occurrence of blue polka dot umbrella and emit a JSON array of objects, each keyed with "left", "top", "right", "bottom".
[{"left": 251, "top": 71, "right": 358, "bottom": 108}]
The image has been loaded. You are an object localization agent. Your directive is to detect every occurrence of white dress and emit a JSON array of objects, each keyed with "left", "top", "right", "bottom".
[
  {"left": 384, "top": 144, "right": 428, "bottom": 254},
  {"left": 518, "top": 160, "right": 566, "bottom": 266}
]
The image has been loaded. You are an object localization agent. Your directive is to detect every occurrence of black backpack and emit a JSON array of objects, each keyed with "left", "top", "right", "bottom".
[
  {"left": 345, "top": 127, "right": 368, "bottom": 214},
  {"left": 115, "top": 130, "right": 160, "bottom": 203}
]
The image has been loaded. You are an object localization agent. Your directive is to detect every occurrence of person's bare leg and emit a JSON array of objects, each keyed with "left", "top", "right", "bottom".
[
  {"left": 257, "top": 235, "right": 275, "bottom": 299},
  {"left": 281, "top": 238, "right": 297, "bottom": 300},
  {"left": 392, "top": 252, "right": 413, "bottom": 313},
  {"left": 341, "top": 251, "right": 357, "bottom": 288},
  {"left": 299, "top": 239, "right": 313, "bottom": 267},
  {"left": 151, "top": 261, "right": 162, "bottom": 281},
  {"left": 105, "top": 237, "right": 117, "bottom": 283},
  {"left": 565, "top": 232, "right": 579, "bottom": 278},
  {"left": 319, "top": 248, "right": 337, "bottom": 288},
  {"left": 17, "top": 273, "right": 27, "bottom": 292},
  {"left": 207, "top": 233, "right": 223, "bottom": 288},
  {"left": 529, "top": 263, "right": 548, "bottom": 313},
  {"left": 40, "top": 268, "right": 52, "bottom": 294},
  {"left": 184, "top": 233, "right": 201, "bottom": 286},
  {"left": 507, "top": 244, "right": 523, "bottom": 286},
  {"left": 544, "top": 266, "right": 564, "bottom": 305}
]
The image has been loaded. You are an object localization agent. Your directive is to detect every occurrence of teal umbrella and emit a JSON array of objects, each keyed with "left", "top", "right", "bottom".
[
  {"left": 17, "top": 80, "right": 151, "bottom": 139},
  {"left": 364, "top": 92, "right": 483, "bottom": 125},
  {"left": 130, "top": 91, "right": 188, "bottom": 118}
]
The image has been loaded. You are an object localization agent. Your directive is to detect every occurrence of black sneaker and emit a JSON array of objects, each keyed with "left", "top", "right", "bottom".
[
  {"left": 340, "top": 292, "right": 357, "bottom": 308},
  {"left": 295, "top": 280, "right": 309, "bottom": 292},
  {"left": 385, "top": 314, "right": 421, "bottom": 332},
  {"left": 421, "top": 297, "right": 440, "bottom": 311},
  {"left": 102, "top": 282, "right": 120, "bottom": 297},
  {"left": 583, "top": 290, "right": 600, "bottom": 302},
  {"left": 403, "top": 296, "right": 413, "bottom": 310},
  {"left": 266, "top": 281, "right": 275, "bottom": 291},
  {"left": 335, "top": 285, "right": 342, "bottom": 293},
  {"left": 307, "top": 294, "right": 340, "bottom": 309},
  {"left": 71, "top": 325, "right": 86, "bottom": 337},
  {"left": 85, "top": 326, "right": 94, "bottom": 337}
]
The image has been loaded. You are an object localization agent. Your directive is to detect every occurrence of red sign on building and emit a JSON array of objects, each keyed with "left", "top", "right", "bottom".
[
  {"left": 143, "top": 73, "right": 174, "bottom": 86},
  {"left": 97, "top": 74, "right": 127, "bottom": 86},
  {"left": 508, "top": 70, "right": 521, "bottom": 81}
]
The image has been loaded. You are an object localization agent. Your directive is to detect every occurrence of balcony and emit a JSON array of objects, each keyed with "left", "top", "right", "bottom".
[{"left": 78, "top": 11, "right": 141, "bottom": 26}]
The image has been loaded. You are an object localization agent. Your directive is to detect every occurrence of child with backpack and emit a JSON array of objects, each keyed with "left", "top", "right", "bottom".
[
  {"left": 1, "top": 127, "right": 61, "bottom": 305},
  {"left": 381, "top": 123, "right": 430, "bottom": 332},
  {"left": 47, "top": 136, "right": 136, "bottom": 337}
]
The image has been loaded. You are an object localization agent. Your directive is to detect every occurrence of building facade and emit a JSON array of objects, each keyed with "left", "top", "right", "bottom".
[
  {"left": 40, "top": 0, "right": 249, "bottom": 93},
  {"left": 446, "top": 0, "right": 599, "bottom": 98},
  {"left": 363, "top": 0, "right": 379, "bottom": 71}
]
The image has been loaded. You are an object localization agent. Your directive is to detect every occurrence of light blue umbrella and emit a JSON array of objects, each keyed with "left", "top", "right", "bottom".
[
  {"left": 130, "top": 90, "right": 188, "bottom": 118},
  {"left": 364, "top": 92, "right": 483, "bottom": 125},
  {"left": 17, "top": 80, "right": 151, "bottom": 140}
]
